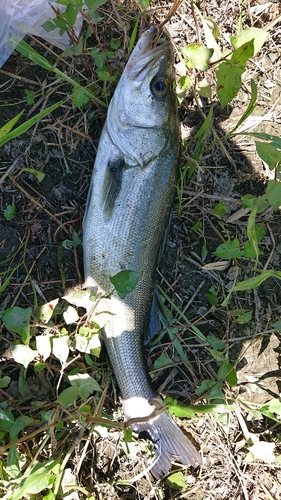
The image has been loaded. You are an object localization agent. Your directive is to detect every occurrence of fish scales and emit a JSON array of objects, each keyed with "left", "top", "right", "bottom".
[{"left": 83, "top": 26, "right": 202, "bottom": 478}]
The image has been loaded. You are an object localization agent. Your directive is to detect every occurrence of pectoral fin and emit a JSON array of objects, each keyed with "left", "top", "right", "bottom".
[{"left": 102, "top": 159, "right": 123, "bottom": 219}]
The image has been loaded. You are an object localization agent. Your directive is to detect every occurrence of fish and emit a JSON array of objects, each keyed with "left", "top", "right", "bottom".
[{"left": 83, "top": 25, "right": 202, "bottom": 478}]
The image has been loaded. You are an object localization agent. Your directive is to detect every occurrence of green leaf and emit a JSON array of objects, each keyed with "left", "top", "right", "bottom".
[
  {"left": 193, "top": 106, "right": 213, "bottom": 139},
  {"left": 4, "top": 204, "right": 16, "bottom": 221},
  {"left": 217, "top": 361, "right": 237, "bottom": 386},
  {"left": 228, "top": 79, "right": 258, "bottom": 134},
  {"left": 0, "top": 373, "right": 11, "bottom": 388},
  {"left": 272, "top": 320, "right": 281, "bottom": 332},
  {"left": 41, "top": 20, "right": 57, "bottom": 33},
  {"left": 12, "top": 345, "right": 38, "bottom": 369},
  {"left": 10, "top": 415, "right": 37, "bottom": 442},
  {"left": 20, "top": 168, "right": 45, "bottom": 182},
  {"left": 196, "top": 79, "right": 212, "bottom": 98},
  {"left": 9, "top": 464, "right": 55, "bottom": 500},
  {"left": 180, "top": 43, "right": 213, "bottom": 70},
  {"left": 258, "top": 399, "right": 281, "bottom": 421},
  {"left": 37, "top": 298, "right": 59, "bottom": 324},
  {"left": 231, "top": 309, "right": 252, "bottom": 324},
  {"left": 207, "top": 335, "right": 226, "bottom": 350},
  {"left": 2, "top": 306, "right": 32, "bottom": 344},
  {"left": 165, "top": 471, "right": 186, "bottom": 490},
  {"left": 230, "top": 39, "right": 254, "bottom": 67},
  {"left": 266, "top": 180, "right": 281, "bottom": 210},
  {"left": 231, "top": 270, "right": 273, "bottom": 292},
  {"left": 256, "top": 142, "right": 281, "bottom": 170},
  {"left": 0, "top": 409, "right": 14, "bottom": 432},
  {"left": 231, "top": 27, "right": 267, "bottom": 56},
  {"left": 0, "top": 110, "right": 24, "bottom": 139},
  {"left": 57, "top": 386, "right": 78, "bottom": 407},
  {"left": 153, "top": 352, "right": 173, "bottom": 369},
  {"left": 72, "top": 87, "right": 90, "bottom": 107},
  {"left": 139, "top": 0, "right": 150, "bottom": 7},
  {"left": 68, "top": 373, "right": 101, "bottom": 401},
  {"left": 24, "top": 89, "right": 36, "bottom": 105},
  {"left": 51, "top": 335, "right": 70, "bottom": 364},
  {"left": 110, "top": 270, "right": 141, "bottom": 299},
  {"left": 216, "top": 61, "right": 245, "bottom": 108},
  {"left": 63, "top": 305, "right": 79, "bottom": 324},
  {"left": 214, "top": 238, "right": 242, "bottom": 259},
  {"left": 74, "top": 328, "right": 101, "bottom": 356},
  {"left": 212, "top": 200, "right": 227, "bottom": 215}
]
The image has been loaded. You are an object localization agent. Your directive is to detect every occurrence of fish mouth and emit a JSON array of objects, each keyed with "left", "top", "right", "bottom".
[{"left": 127, "top": 27, "right": 171, "bottom": 81}]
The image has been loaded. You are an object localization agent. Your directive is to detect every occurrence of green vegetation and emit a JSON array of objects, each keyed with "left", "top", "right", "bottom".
[{"left": 0, "top": 0, "right": 281, "bottom": 496}]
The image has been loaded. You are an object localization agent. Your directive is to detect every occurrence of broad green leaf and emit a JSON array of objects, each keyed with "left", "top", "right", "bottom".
[
  {"left": 74, "top": 329, "right": 101, "bottom": 356},
  {"left": 256, "top": 142, "right": 281, "bottom": 170},
  {"left": 110, "top": 270, "right": 141, "bottom": 299},
  {"left": 4, "top": 204, "right": 16, "bottom": 221},
  {"left": 63, "top": 288, "right": 93, "bottom": 311},
  {"left": 178, "top": 75, "right": 191, "bottom": 90},
  {"left": 196, "top": 78, "right": 212, "bottom": 98},
  {"left": 7, "top": 445, "right": 26, "bottom": 479},
  {"left": 230, "top": 39, "right": 254, "bottom": 67},
  {"left": 0, "top": 110, "right": 24, "bottom": 139},
  {"left": 212, "top": 200, "right": 227, "bottom": 216},
  {"left": 0, "top": 409, "right": 14, "bottom": 432},
  {"left": 85, "top": 0, "right": 108, "bottom": 10},
  {"left": 37, "top": 298, "right": 59, "bottom": 324},
  {"left": 232, "top": 309, "right": 252, "bottom": 324},
  {"left": 69, "top": 373, "right": 101, "bottom": 399},
  {"left": 214, "top": 238, "right": 242, "bottom": 259},
  {"left": 165, "top": 471, "right": 186, "bottom": 490},
  {"left": 231, "top": 27, "right": 267, "bottom": 56},
  {"left": 242, "top": 132, "right": 281, "bottom": 150},
  {"left": 57, "top": 386, "right": 78, "bottom": 407},
  {"left": 10, "top": 465, "right": 55, "bottom": 500},
  {"left": 10, "top": 415, "right": 37, "bottom": 442},
  {"left": 180, "top": 43, "right": 213, "bottom": 70},
  {"left": 63, "top": 305, "right": 79, "bottom": 324},
  {"left": 201, "top": 17, "right": 222, "bottom": 59},
  {"left": 2, "top": 306, "right": 32, "bottom": 344},
  {"left": 0, "top": 374, "right": 11, "bottom": 388},
  {"left": 51, "top": 335, "right": 70, "bottom": 364},
  {"left": 36, "top": 335, "right": 52, "bottom": 361},
  {"left": 245, "top": 441, "right": 275, "bottom": 463},
  {"left": 139, "top": 0, "right": 150, "bottom": 7},
  {"left": 266, "top": 180, "right": 281, "bottom": 210},
  {"left": 217, "top": 361, "right": 237, "bottom": 387},
  {"left": 259, "top": 399, "right": 281, "bottom": 419},
  {"left": 153, "top": 352, "right": 173, "bottom": 369},
  {"left": 196, "top": 379, "right": 217, "bottom": 396},
  {"left": 207, "top": 336, "right": 225, "bottom": 351},
  {"left": 232, "top": 270, "right": 273, "bottom": 292},
  {"left": 12, "top": 345, "right": 37, "bottom": 369},
  {"left": 72, "top": 87, "right": 90, "bottom": 107},
  {"left": 216, "top": 61, "right": 245, "bottom": 108},
  {"left": 272, "top": 320, "right": 281, "bottom": 332}
]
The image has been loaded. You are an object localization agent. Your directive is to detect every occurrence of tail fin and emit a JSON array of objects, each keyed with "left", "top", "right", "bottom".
[{"left": 135, "top": 410, "right": 202, "bottom": 478}]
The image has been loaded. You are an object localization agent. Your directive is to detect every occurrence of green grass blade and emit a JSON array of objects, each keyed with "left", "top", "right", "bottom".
[{"left": 0, "top": 99, "right": 67, "bottom": 148}]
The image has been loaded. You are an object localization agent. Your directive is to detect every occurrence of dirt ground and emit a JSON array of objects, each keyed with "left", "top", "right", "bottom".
[{"left": 0, "top": 0, "right": 281, "bottom": 499}]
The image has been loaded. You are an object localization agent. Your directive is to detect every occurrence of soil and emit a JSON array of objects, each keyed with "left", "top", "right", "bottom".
[{"left": 0, "top": 0, "right": 281, "bottom": 499}]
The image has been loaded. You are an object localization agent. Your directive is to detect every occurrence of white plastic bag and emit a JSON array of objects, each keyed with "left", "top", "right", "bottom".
[{"left": 0, "top": 0, "right": 83, "bottom": 68}]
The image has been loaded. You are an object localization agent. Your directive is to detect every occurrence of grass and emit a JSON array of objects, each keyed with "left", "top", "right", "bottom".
[{"left": 0, "top": 0, "right": 281, "bottom": 498}]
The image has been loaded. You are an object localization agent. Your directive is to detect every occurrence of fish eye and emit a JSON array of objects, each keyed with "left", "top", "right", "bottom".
[{"left": 150, "top": 76, "right": 168, "bottom": 98}]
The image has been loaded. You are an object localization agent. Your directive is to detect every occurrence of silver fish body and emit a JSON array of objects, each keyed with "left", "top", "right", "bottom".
[{"left": 83, "top": 26, "right": 202, "bottom": 478}]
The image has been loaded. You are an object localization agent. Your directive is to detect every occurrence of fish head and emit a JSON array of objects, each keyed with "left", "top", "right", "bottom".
[{"left": 107, "top": 27, "right": 179, "bottom": 167}]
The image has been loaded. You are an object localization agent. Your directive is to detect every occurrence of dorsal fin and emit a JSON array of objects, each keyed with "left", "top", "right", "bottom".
[{"left": 102, "top": 159, "right": 123, "bottom": 220}]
